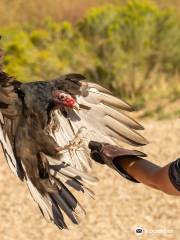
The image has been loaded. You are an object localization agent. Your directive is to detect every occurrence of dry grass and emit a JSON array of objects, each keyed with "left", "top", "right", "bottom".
[
  {"left": 0, "top": 0, "right": 179, "bottom": 27},
  {"left": 0, "top": 118, "right": 180, "bottom": 240},
  {"left": 0, "top": 0, "right": 121, "bottom": 26}
]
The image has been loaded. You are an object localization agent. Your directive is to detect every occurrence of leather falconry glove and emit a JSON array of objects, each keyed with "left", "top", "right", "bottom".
[{"left": 89, "top": 141, "right": 147, "bottom": 183}]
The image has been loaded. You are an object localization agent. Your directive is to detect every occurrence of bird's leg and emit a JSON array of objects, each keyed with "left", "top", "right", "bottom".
[{"left": 56, "top": 127, "right": 88, "bottom": 154}]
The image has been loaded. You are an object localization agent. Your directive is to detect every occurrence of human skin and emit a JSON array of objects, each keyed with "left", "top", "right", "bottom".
[{"left": 117, "top": 157, "right": 180, "bottom": 196}]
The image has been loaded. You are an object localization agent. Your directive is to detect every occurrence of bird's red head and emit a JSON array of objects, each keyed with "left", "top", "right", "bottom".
[{"left": 52, "top": 90, "right": 79, "bottom": 110}]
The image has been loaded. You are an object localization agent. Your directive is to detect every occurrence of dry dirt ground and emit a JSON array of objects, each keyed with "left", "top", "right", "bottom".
[{"left": 0, "top": 119, "right": 180, "bottom": 240}]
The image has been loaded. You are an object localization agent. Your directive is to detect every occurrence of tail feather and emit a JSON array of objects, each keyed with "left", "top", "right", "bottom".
[
  {"left": 56, "top": 171, "right": 95, "bottom": 198},
  {"left": 51, "top": 176, "right": 86, "bottom": 216},
  {"left": 22, "top": 153, "right": 97, "bottom": 229},
  {"left": 50, "top": 192, "right": 80, "bottom": 225}
]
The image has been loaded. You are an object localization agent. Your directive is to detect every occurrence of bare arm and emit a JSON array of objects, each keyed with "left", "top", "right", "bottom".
[{"left": 118, "top": 157, "right": 180, "bottom": 196}]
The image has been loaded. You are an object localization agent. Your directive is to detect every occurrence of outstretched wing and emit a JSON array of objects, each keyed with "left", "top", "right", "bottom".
[
  {"left": 0, "top": 72, "right": 23, "bottom": 179},
  {"left": 74, "top": 82, "right": 148, "bottom": 146},
  {"left": 52, "top": 74, "right": 148, "bottom": 171}
]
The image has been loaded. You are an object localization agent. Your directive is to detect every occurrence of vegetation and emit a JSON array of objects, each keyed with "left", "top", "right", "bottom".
[
  {"left": 0, "top": 0, "right": 180, "bottom": 111},
  {"left": 0, "top": 0, "right": 180, "bottom": 25}
]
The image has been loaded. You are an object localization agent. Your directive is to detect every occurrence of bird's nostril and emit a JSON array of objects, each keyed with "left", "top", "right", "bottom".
[{"left": 60, "top": 96, "right": 65, "bottom": 100}]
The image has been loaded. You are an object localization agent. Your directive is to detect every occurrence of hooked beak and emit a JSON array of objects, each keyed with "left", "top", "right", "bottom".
[{"left": 73, "top": 102, "right": 80, "bottom": 111}]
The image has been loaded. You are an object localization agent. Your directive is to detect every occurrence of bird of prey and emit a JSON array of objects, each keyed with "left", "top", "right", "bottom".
[{"left": 0, "top": 58, "right": 148, "bottom": 229}]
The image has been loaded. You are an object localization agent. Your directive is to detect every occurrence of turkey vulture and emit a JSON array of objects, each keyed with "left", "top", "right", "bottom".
[{"left": 0, "top": 56, "right": 148, "bottom": 229}]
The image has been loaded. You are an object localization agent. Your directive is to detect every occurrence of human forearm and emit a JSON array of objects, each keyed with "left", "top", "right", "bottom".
[
  {"left": 119, "top": 157, "right": 180, "bottom": 195},
  {"left": 118, "top": 157, "right": 160, "bottom": 188}
]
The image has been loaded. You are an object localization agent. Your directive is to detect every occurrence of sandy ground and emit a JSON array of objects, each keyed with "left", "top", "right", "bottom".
[{"left": 0, "top": 119, "right": 180, "bottom": 240}]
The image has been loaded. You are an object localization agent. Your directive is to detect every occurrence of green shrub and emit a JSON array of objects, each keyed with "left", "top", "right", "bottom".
[{"left": 0, "top": 0, "right": 179, "bottom": 108}]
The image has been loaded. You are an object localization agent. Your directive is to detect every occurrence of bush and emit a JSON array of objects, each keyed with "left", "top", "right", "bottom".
[
  {"left": 78, "top": 1, "right": 180, "bottom": 102},
  {"left": 0, "top": 0, "right": 179, "bottom": 107}
]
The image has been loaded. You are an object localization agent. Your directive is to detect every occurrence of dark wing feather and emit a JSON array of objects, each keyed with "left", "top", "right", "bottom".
[
  {"left": 0, "top": 72, "right": 23, "bottom": 179},
  {"left": 0, "top": 112, "right": 20, "bottom": 177}
]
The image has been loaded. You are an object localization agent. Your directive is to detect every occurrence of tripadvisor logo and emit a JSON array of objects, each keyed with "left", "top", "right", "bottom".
[{"left": 135, "top": 227, "right": 144, "bottom": 235}]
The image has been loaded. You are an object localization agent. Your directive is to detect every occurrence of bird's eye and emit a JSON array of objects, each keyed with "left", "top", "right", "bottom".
[{"left": 59, "top": 94, "right": 66, "bottom": 100}]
